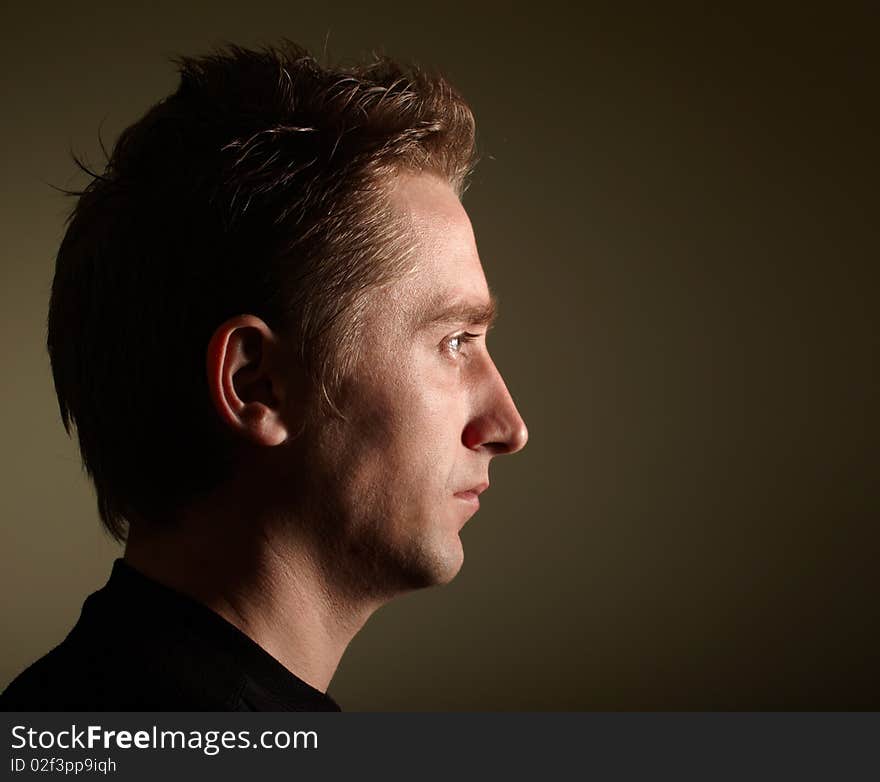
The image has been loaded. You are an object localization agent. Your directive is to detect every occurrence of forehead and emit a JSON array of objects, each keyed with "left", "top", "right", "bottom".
[{"left": 385, "top": 172, "right": 492, "bottom": 322}]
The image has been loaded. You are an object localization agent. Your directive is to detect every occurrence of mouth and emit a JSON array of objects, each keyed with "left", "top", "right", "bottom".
[
  {"left": 454, "top": 482, "right": 489, "bottom": 507},
  {"left": 454, "top": 491, "right": 480, "bottom": 506}
]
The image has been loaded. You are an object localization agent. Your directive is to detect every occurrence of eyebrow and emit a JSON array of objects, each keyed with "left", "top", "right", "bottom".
[{"left": 416, "top": 291, "right": 499, "bottom": 331}]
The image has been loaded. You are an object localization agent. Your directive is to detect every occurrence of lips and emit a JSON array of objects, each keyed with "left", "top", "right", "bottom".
[{"left": 454, "top": 482, "right": 489, "bottom": 506}]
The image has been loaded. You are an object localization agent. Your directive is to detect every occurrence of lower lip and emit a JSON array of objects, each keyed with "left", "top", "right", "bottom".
[{"left": 454, "top": 491, "right": 480, "bottom": 508}]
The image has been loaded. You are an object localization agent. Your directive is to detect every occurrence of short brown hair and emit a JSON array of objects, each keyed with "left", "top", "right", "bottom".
[{"left": 47, "top": 41, "right": 477, "bottom": 541}]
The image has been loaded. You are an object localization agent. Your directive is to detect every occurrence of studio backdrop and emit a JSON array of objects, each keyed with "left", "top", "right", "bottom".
[{"left": 1, "top": 1, "right": 877, "bottom": 709}]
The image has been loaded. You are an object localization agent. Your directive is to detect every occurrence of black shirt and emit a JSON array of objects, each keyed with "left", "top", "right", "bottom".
[{"left": 0, "top": 559, "right": 342, "bottom": 711}]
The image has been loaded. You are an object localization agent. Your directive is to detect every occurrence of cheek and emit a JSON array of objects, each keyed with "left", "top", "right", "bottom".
[{"left": 346, "top": 364, "right": 465, "bottom": 494}]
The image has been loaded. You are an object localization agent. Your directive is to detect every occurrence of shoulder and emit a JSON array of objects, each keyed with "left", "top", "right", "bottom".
[{"left": 1, "top": 632, "right": 238, "bottom": 712}]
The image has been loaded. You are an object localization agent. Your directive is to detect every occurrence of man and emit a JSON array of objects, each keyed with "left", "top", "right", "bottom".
[{"left": 1, "top": 41, "right": 527, "bottom": 711}]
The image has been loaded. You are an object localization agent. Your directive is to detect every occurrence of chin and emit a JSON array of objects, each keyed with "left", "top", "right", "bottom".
[
  {"left": 430, "top": 552, "right": 464, "bottom": 586},
  {"left": 397, "top": 533, "right": 464, "bottom": 590},
  {"left": 348, "top": 515, "right": 466, "bottom": 596},
  {"left": 427, "top": 534, "right": 465, "bottom": 585}
]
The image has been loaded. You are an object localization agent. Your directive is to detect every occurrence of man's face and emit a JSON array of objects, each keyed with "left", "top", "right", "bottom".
[{"left": 289, "top": 171, "right": 528, "bottom": 597}]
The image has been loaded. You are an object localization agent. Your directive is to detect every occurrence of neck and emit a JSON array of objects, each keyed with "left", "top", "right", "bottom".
[{"left": 123, "top": 505, "right": 383, "bottom": 694}]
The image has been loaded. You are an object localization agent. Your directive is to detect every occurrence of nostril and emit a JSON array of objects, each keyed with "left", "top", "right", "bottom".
[{"left": 497, "top": 422, "right": 528, "bottom": 455}]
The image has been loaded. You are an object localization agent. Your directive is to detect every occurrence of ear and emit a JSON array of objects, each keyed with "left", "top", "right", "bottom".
[{"left": 205, "top": 315, "right": 290, "bottom": 447}]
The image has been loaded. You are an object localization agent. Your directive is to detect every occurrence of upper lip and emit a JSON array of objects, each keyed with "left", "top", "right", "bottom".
[{"left": 456, "top": 482, "right": 489, "bottom": 496}]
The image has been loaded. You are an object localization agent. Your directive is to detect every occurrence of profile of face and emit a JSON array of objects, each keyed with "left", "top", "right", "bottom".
[{"left": 279, "top": 172, "right": 528, "bottom": 597}]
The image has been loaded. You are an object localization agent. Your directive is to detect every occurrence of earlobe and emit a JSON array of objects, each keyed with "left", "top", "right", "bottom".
[
  {"left": 205, "top": 315, "right": 290, "bottom": 447},
  {"left": 240, "top": 403, "right": 288, "bottom": 447}
]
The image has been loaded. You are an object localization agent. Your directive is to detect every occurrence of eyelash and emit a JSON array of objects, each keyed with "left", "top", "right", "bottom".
[{"left": 444, "top": 332, "right": 482, "bottom": 356}]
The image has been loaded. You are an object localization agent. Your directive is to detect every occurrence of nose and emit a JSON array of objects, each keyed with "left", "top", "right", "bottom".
[{"left": 461, "top": 360, "right": 529, "bottom": 455}]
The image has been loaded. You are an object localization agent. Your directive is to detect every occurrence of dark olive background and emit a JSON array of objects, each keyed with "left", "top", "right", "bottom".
[{"left": 1, "top": 2, "right": 877, "bottom": 709}]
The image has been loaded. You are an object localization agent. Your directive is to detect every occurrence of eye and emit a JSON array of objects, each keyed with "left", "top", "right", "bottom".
[{"left": 444, "top": 331, "right": 481, "bottom": 356}]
